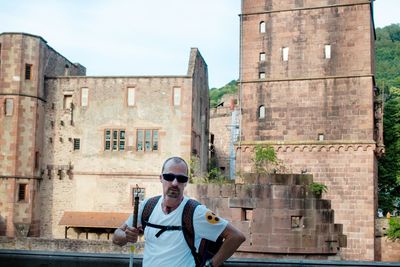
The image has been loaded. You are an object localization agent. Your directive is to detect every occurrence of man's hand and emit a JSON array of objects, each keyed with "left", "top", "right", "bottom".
[
  {"left": 112, "top": 224, "right": 143, "bottom": 246},
  {"left": 125, "top": 225, "right": 141, "bottom": 243}
]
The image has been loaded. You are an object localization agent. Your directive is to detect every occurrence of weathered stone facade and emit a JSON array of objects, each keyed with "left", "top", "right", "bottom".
[
  {"left": 210, "top": 93, "right": 239, "bottom": 178},
  {"left": 237, "top": 0, "right": 381, "bottom": 261},
  {"left": 0, "top": 32, "right": 209, "bottom": 239}
]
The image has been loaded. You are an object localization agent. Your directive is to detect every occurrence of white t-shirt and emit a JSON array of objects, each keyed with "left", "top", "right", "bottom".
[{"left": 125, "top": 196, "right": 228, "bottom": 267}]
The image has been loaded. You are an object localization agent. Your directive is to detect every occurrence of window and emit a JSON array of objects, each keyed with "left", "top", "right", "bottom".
[
  {"left": 318, "top": 133, "right": 324, "bottom": 141},
  {"left": 17, "top": 184, "right": 28, "bottom": 202},
  {"left": 63, "top": 95, "right": 73, "bottom": 110},
  {"left": 173, "top": 87, "right": 181, "bottom": 106},
  {"left": 127, "top": 87, "right": 135, "bottom": 106},
  {"left": 324, "top": 44, "right": 331, "bottom": 59},
  {"left": 104, "top": 129, "right": 125, "bottom": 151},
  {"left": 259, "top": 72, "right": 265, "bottom": 79},
  {"left": 132, "top": 187, "right": 145, "bottom": 204},
  {"left": 291, "top": 216, "right": 302, "bottom": 228},
  {"left": 73, "top": 138, "right": 80, "bottom": 150},
  {"left": 25, "top": 64, "right": 32, "bottom": 80},
  {"left": 137, "top": 129, "right": 158, "bottom": 152},
  {"left": 81, "top": 88, "right": 89, "bottom": 107},
  {"left": 5, "top": 98, "right": 14, "bottom": 116},
  {"left": 259, "top": 52, "right": 266, "bottom": 62},
  {"left": 282, "top": 47, "right": 289, "bottom": 61},
  {"left": 259, "top": 105, "right": 266, "bottom": 119},
  {"left": 259, "top": 21, "right": 266, "bottom": 33}
]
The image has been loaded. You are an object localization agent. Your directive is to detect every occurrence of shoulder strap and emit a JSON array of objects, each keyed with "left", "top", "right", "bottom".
[
  {"left": 182, "top": 199, "right": 201, "bottom": 266},
  {"left": 141, "top": 195, "right": 162, "bottom": 230}
]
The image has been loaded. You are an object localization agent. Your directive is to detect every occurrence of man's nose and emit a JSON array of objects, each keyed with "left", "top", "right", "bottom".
[{"left": 171, "top": 178, "right": 179, "bottom": 186}]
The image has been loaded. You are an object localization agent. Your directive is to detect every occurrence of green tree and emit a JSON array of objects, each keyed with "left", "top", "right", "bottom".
[
  {"left": 376, "top": 24, "right": 400, "bottom": 213},
  {"left": 209, "top": 80, "right": 238, "bottom": 107}
]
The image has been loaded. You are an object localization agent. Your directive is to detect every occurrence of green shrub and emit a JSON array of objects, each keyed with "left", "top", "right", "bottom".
[
  {"left": 308, "top": 182, "right": 328, "bottom": 196},
  {"left": 387, "top": 217, "right": 400, "bottom": 241}
]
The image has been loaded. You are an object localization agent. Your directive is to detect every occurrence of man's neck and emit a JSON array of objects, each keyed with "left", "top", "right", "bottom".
[{"left": 162, "top": 196, "right": 184, "bottom": 214}]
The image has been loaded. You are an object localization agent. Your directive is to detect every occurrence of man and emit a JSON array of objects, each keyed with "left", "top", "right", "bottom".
[{"left": 113, "top": 157, "right": 245, "bottom": 267}]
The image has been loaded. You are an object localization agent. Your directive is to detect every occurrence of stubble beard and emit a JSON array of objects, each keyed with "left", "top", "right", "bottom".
[{"left": 166, "top": 186, "right": 181, "bottom": 198}]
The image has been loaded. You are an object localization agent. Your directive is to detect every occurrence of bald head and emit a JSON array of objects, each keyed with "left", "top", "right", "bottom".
[{"left": 161, "top": 157, "right": 188, "bottom": 175}]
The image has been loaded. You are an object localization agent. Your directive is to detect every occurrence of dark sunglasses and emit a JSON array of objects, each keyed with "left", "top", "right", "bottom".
[{"left": 162, "top": 173, "right": 189, "bottom": 183}]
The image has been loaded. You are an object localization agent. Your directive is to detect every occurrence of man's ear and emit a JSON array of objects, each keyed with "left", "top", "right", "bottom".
[{"left": 159, "top": 175, "right": 163, "bottom": 183}]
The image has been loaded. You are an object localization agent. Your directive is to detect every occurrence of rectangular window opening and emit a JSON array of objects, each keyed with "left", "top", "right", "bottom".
[
  {"left": 291, "top": 216, "right": 302, "bottom": 229},
  {"left": 259, "top": 52, "right": 266, "bottom": 62},
  {"left": 18, "top": 184, "right": 28, "bottom": 202},
  {"left": 105, "top": 129, "right": 126, "bottom": 151},
  {"left": 63, "top": 95, "right": 73, "bottom": 110},
  {"left": 5, "top": 98, "right": 14, "bottom": 116},
  {"left": 241, "top": 208, "right": 253, "bottom": 221},
  {"left": 25, "top": 64, "right": 32, "bottom": 80},
  {"left": 81, "top": 88, "right": 89, "bottom": 107},
  {"left": 173, "top": 87, "right": 181, "bottom": 106},
  {"left": 137, "top": 129, "right": 159, "bottom": 152},
  {"left": 259, "top": 72, "right": 266, "bottom": 79},
  {"left": 73, "top": 138, "right": 81, "bottom": 150},
  {"left": 127, "top": 87, "right": 135, "bottom": 106},
  {"left": 325, "top": 44, "right": 331, "bottom": 59},
  {"left": 282, "top": 47, "right": 289, "bottom": 61}
]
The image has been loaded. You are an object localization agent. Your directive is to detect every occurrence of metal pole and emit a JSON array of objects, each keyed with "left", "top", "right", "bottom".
[{"left": 129, "top": 185, "right": 140, "bottom": 267}]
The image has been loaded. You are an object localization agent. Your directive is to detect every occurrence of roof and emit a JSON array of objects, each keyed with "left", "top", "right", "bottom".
[{"left": 59, "top": 211, "right": 130, "bottom": 228}]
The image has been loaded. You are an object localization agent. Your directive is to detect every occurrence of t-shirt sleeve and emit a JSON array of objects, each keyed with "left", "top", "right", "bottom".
[
  {"left": 193, "top": 205, "right": 228, "bottom": 242},
  {"left": 124, "top": 198, "right": 147, "bottom": 227}
]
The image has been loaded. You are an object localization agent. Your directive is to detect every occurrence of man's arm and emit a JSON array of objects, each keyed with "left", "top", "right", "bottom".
[
  {"left": 112, "top": 223, "right": 141, "bottom": 246},
  {"left": 209, "top": 223, "right": 245, "bottom": 267}
]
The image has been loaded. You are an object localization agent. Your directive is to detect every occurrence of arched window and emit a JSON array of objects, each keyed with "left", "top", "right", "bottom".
[
  {"left": 260, "top": 21, "right": 266, "bottom": 33},
  {"left": 259, "top": 105, "right": 266, "bottom": 119}
]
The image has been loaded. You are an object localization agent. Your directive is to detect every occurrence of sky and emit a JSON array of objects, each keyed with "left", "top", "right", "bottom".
[{"left": 0, "top": 0, "right": 398, "bottom": 89}]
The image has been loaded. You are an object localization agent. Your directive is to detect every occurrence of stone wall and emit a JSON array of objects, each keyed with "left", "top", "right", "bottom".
[
  {"left": 238, "top": 0, "right": 377, "bottom": 261},
  {"left": 0, "top": 33, "right": 85, "bottom": 238}
]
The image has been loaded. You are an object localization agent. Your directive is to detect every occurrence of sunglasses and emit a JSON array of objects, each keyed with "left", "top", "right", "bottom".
[{"left": 162, "top": 173, "right": 189, "bottom": 183}]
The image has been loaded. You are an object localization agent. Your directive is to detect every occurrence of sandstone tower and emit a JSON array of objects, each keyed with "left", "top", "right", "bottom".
[
  {"left": 237, "top": 0, "right": 382, "bottom": 261},
  {"left": 0, "top": 33, "right": 85, "bottom": 237}
]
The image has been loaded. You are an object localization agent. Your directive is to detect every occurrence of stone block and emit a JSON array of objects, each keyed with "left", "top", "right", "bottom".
[{"left": 228, "top": 198, "right": 257, "bottom": 209}]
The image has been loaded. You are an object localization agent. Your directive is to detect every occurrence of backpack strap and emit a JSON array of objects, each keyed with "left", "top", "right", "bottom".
[
  {"left": 182, "top": 199, "right": 202, "bottom": 266},
  {"left": 141, "top": 195, "right": 162, "bottom": 230},
  {"left": 144, "top": 222, "right": 182, "bottom": 238}
]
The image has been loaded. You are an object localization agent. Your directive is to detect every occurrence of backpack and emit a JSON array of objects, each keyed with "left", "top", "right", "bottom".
[{"left": 141, "top": 195, "right": 223, "bottom": 267}]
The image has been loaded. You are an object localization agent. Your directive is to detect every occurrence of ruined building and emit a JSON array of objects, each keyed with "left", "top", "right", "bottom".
[
  {"left": 0, "top": 32, "right": 209, "bottom": 238},
  {"left": 236, "top": 0, "right": 382, "bottom": 261}
]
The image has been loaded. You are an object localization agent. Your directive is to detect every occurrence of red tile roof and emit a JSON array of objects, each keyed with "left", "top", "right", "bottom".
[{"left": 59, "top": 211, "right": 130, "bottom": 228}]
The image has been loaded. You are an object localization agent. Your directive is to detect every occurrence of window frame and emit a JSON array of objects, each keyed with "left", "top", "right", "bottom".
[
  {"left": 104, "top": 129, "right": 126, "bottom": 151},
  {"left": 136, "top": 129, "right": 159, "bottom": 152}
]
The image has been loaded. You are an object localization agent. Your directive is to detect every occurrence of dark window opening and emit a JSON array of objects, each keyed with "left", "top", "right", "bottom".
[
  {"left": 25, "top": 64, "right": 32, "bottom": 80},
  {"left": 73, "top": 138, "right": 80, "bottom": 150},
  {"left": 18, "top": 184, "right": 27, "bottom": 202}
]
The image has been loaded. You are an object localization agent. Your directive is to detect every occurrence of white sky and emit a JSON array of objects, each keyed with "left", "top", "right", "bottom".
[{"left": 0, "top": 0, "right": 398, "bottom": 88}]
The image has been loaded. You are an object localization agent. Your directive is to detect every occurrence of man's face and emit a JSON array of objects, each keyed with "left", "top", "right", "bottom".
[{"left": 160, "top": 161, "right": 188, "bottom": 200}]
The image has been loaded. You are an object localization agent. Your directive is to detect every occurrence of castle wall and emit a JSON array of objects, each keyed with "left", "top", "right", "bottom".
[
  {"left": 239, "top": 0, "right": 376, "bottom": 261},
  {"left": 0, "top": 33, "right": 85, "bottom": 237},
  {"left": 188, "top": 49, "right": 210, "bottom": 173}
]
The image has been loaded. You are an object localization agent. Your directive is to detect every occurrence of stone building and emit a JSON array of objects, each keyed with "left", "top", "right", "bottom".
[
  {"left": 236, "top": 0, "right": 382, "bottom": 261},
  {"left": 0, "top": 32, "right": 209, "bottom": 238}
]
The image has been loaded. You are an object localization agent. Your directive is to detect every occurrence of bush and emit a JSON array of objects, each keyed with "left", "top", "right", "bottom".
[
  {"left": 387, "top": 217, "right": 400, "bottom": 241},
  {"left": 308, "top": 182, "right": 328, "bottom": 196}
]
